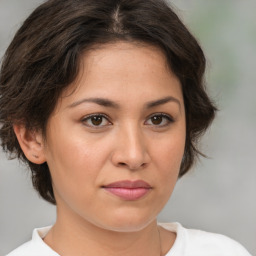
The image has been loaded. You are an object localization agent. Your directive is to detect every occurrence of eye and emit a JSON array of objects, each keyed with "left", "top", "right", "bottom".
[
  {"left": 82, "top": 114, "right": 112, "bottom": 128},
  {"left": 145, "top": 113, "right": 174, "bottom": 127}
]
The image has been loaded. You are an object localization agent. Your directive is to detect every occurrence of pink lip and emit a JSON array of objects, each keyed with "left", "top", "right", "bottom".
[{"left": 102, "top": 180, "right": 152, "bottom": 200}]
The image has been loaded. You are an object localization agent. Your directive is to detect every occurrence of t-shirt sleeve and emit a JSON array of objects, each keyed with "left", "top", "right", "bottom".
[{"left": 186, "top": 228, "right": 252, "bottom": 256}]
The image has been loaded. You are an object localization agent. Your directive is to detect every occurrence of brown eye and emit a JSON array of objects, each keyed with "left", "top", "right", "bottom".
[
  {"left": 145, "top": 113, "right": 173, "bottom": 127},
  {"left": 91, "top": 116, "right": 103, "bottom": 126},
  {"left": 82, "top": 114, "right": 111, "bottom": 128},
  {"left": 151, "top": 116, "right": 163, "bottom": 125}
]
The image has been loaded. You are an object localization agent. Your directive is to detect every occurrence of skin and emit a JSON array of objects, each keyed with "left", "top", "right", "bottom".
[{"left": 14, "top": 42, "right": 186, "bottom": 256}]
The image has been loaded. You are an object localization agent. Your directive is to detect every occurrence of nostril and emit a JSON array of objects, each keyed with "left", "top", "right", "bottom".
[{"left": 117, "top": 161, "right": 147, "bottom": 170}]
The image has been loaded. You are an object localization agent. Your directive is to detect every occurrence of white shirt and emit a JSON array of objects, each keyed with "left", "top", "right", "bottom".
[{"left": 6, "top": 222, "right": 252, "bottom": 256}]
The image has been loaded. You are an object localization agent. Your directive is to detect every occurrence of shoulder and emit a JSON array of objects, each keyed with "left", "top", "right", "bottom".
[
  {"left": 6, "top": 226, "right": 59, "bottom": 256},
  {"left": 184, "top": 226, "right": 251, "bottom": 256},
  {"left": 160, "top": 222, "right": 252, "bottom": 256}
]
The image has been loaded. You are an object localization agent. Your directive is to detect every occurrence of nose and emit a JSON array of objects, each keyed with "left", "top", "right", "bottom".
[{"left": 111, "top": 124, "right": 150, "bottom": 170}]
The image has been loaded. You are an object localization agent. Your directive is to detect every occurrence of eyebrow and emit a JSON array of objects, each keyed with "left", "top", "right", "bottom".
[
  {"left": 67, "top": 96, "right": 181, "bottom": 110},
  {"left": 145, "top": 96, "right": 181, "bottom": 109},
  {"left": 68, "top": 97, "right": 120, "bottom": 109}
]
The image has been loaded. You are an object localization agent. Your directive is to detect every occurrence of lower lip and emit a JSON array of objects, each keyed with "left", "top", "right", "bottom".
[{"left": 103, "top": 187, "right": 151, "bottom": 200}]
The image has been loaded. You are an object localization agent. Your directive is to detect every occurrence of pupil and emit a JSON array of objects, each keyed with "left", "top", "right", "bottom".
[
  {"left": 151, "top": 116, "right": 162, "bottom": 125},
  {"left": 92, "top": 116, "right": 102, "bottom": 125}
]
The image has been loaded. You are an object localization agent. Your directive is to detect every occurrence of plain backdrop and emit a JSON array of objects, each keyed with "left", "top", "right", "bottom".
[{"left": 0, "top": 0, "right": 255, "bottom": 255}]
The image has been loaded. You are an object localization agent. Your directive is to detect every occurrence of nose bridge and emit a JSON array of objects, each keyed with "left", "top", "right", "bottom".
[
  {"left": 124, "top": 122, "right": 144, "bottom": 156},
  {"left": 112, "top": 121, "right": 149, "bottom": 169}
]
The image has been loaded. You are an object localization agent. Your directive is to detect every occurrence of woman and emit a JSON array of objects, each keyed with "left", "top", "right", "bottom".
[{"left": 0, "top": 0, "right": 252, "bottom": 255}]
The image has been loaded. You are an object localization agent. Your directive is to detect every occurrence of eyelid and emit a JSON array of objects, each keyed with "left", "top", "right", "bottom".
[
  {"left": 81, "top": 113, "right": 111, "bottom": 120},
  {"left": 81, "top": 113, "right": 112, "bottom": 127},
  {"left": 147, "top": 112, "right": 174, "bottom": 120},
  {"left": 80, "top": 112, "right": 174, "bottom": 129},
  {"left": 145, "top": 112, "right": 174, "bottom": 126}
]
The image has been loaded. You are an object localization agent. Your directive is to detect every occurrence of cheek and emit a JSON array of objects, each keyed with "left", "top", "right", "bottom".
[
  {"left": 45, "top": 128, "right": 115, "bottom": 201},
  {"left": 47, "top": 141, "right": 103, "bottom": 210},
  {"left": 150, "top": 130, "right": 185, "bottom": 191},
  {"left": 153, "top": 133, "right": 185, "bottom": 170},
  {"left": 48, "top": 140, "right": 106, "bottom": 185},
  {"left": 46, "top": 123, "right": 109, "bottom": 170}
]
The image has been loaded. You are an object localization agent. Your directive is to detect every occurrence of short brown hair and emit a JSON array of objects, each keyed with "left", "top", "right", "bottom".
[{"left": 0, "top": 0, "right": 216, "bottom": 204}]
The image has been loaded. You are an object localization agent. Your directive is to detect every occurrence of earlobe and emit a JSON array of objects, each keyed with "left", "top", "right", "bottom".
[{"left": 13, "top": 124, "right": 46, "bottom": 164}]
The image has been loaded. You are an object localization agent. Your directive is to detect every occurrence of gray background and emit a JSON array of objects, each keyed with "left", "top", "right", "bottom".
[{"left": 0, "top": 0, "right": 255, "bottom": 255}]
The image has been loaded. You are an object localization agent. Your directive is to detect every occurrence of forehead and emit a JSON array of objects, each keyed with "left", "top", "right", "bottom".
[
  {"left": 81, "top": 41, "right": 170, "bottom": 74},
  {"left": 59, "top": 41, "right": 183, "bottom": 108}
]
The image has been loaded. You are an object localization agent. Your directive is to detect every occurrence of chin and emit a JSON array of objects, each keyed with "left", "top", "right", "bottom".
[{"left": 93, "top": 211, "right": 157, "bottom": 233}]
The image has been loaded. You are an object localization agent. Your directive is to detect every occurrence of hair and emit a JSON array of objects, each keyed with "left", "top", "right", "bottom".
[{"left": 0, "top": 0, "right": 216, "bottom": 204}]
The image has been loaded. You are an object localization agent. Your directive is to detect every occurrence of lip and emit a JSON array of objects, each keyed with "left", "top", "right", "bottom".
[{"left": 102, "top": 180, "right": 152, "bottom": 201}]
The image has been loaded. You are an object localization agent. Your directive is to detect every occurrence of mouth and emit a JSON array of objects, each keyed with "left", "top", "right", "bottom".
[{"left": 102, "top": 180, "right": 152, "bottom": 201}]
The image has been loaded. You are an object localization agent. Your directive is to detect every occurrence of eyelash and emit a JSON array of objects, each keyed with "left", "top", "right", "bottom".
[
  {"left": 81, "top": 113, "right": 174, "bottom": 129},
  {"left": 145, "top": 113, "right": 174, "bottom": 127},
  {"left": 81, "top": 113, "right": 112, "bottom": 129}
]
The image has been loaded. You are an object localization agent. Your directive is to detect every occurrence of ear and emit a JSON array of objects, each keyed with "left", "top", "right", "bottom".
[{"left": 13, "top": 124, "right": 46, "bottom": 164}]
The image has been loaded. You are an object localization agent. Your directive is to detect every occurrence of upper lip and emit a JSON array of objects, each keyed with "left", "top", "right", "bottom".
[{"left": 102, "top": 180, "right": 152, "bottom": 189}]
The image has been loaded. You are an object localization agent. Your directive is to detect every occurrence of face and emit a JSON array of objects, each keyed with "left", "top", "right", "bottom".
[{"left": 42, "top": 42, "right": 186, "bottom": 232}]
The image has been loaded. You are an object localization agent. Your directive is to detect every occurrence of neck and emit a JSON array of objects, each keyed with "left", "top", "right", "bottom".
[{"left": 44, "top": 211, "right": 162, "bottom": 256}]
